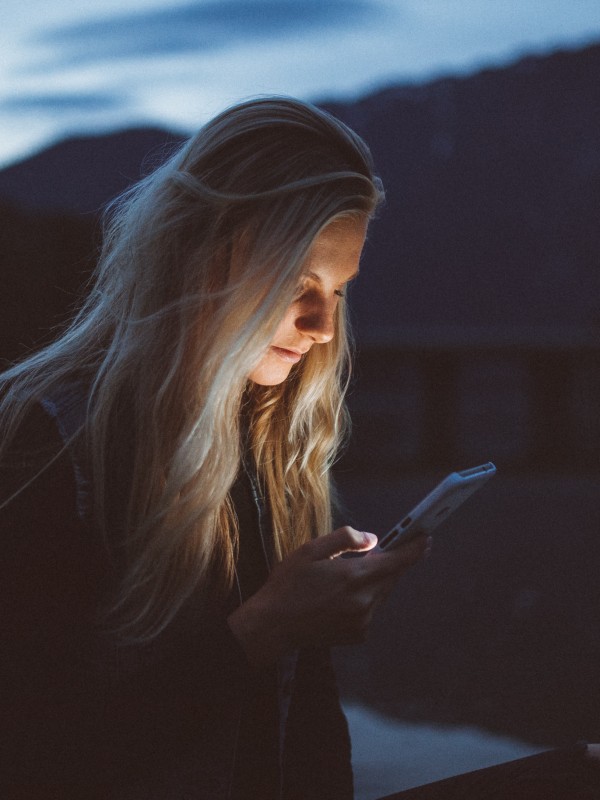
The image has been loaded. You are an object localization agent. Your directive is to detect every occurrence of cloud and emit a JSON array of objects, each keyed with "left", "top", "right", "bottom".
[
  {"left": 33, "top": 0, "right": 377, "bottom": 66},
  {"left": 0, "top": 92, "right": 123, "bottom": 112}
]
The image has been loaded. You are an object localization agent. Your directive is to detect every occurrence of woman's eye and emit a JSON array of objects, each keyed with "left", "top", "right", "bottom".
[{"left": 334, "top": 289, "right": 345, "bottom": 298}]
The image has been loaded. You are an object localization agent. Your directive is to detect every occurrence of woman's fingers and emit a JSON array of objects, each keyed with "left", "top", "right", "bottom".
[
  {"left": 228, "top": 526, "right": 430, "bottom": 663},
  {"left": 369, "top": 533, "right": 429, "bottom": 575},
  {"left": 299, "top": 526, "right": 377, "bottom": 561}
]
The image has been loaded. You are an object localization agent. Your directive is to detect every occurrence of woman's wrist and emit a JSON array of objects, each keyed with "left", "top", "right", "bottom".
[{"left": 227, "top": 596, "right": 283, "bottom": 667}]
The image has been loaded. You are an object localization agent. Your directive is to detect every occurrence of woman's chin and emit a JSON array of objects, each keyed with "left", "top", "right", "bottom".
[
  {"left": 248, "top": 361, "right": 293, "bottom": 386},
  {"left": 248, "top": 348, "right": 301, "bottom": 386}
]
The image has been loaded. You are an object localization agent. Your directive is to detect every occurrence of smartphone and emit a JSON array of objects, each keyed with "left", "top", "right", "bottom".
[{"left": 375, "top": 462, "right": 496, "bottom": 552}]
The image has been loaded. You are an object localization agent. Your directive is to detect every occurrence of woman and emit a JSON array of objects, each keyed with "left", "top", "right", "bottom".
[
  {"left": 3, "top": 96, "right": 597, "bottom": 800},
  {"left": 0, "top": 97, "right": 428, "bottom": 799}
]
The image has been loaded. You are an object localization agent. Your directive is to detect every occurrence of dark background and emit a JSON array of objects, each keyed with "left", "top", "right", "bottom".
[{"left": 1, "top": 42, "right": 599, "bottom": 747}]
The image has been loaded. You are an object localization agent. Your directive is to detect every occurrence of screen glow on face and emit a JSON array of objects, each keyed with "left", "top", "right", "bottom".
[{"left": 248, "top": 216, "right": 367, "bottom": 386}]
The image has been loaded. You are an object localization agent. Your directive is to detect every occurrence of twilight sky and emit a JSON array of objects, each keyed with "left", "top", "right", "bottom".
[{"left": 1, "top": 0, "right": 600, "bottom": 167}]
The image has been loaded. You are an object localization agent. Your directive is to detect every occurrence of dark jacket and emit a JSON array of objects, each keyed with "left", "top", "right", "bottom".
[{"left": 0, "top": 384, "right": 353, "bottom": 800}]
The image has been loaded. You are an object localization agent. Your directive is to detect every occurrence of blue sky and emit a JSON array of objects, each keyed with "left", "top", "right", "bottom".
[{"left": 1, "top": 0, "right": 600, "bottom": 167}]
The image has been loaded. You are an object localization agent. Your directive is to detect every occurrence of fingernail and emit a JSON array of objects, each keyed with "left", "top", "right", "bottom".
[{"left": 361, "top": 531, "right": 377, "bottom": 546}]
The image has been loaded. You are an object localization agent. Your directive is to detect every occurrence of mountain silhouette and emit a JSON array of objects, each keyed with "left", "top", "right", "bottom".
[
  {"left": 0, "top": 127, "right": 185, "bottom": 217},
  {"left": 1, "top": 43, "right": 599, "bottom": 351},
  {"left": 323, "top": 43, "right": 600, "bottom": 340}
]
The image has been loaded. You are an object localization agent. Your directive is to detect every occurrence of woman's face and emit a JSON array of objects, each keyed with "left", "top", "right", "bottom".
[{"left": 248, "top": 215, "right": 368, "bottom": 386}]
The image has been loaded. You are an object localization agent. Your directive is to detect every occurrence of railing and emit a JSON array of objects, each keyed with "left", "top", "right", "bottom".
[{"left": 342, "top": 343, "right": 600, "bottom": 474}]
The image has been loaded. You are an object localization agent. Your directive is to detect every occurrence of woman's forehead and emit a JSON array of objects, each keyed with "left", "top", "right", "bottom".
[{"left": 304, "top": 217, "right": 367, "bottom": 276}]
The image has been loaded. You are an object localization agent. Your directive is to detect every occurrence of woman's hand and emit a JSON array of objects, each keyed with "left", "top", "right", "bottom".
[{"left": 227, "top": 526, "right": 428, "bottom": 666}]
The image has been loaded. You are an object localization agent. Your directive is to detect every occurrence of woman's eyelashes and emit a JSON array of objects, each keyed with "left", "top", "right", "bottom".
[
  {"left": 334, "top": 277, "right": 357, "bottom": 298},
  {"left": 293, "top": 281, "right": 349, "bottom": 300}
]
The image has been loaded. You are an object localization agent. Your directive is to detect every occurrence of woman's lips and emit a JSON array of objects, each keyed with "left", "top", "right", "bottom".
[{"left": 271, "top": 346, "right": 303, "bottom": 363}]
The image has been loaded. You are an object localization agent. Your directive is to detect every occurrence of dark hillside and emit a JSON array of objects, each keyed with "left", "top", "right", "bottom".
[
  {"left": 0, "top": 203, "right": 96, "bottom": 365},
  {"left": 323, "top": 43, "right": 600, "bottom": 339},
  {"left": 0, "top": 128, "right": 184, "bottom": 216}
]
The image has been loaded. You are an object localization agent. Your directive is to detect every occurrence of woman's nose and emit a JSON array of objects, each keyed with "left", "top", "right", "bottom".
[{"left": 296, "top": 300, "right": 336, "bottom": 343}]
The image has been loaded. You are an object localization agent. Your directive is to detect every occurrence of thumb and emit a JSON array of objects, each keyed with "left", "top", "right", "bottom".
[{"left": 303, "top": 527, "right": 378, "bottom": 561}]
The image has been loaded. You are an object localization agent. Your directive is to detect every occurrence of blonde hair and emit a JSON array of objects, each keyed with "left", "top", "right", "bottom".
[{"left": 0, "top": 97, "right": 384, "bottom": 641}]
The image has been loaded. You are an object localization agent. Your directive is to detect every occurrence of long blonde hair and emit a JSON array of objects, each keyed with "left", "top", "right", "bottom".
[{"left": 0, "top": 97, "right": 384, "bottom": 641}]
